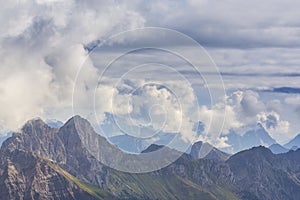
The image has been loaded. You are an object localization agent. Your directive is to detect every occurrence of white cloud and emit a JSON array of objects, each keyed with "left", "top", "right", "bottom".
[
  {"left": 257, "top": 111, "right": 290, "bottom": 141},
  {"left": 285, "top": 95, "right": 300, "bottom": 105},
  {"left": 94, "top": 79, "right": 198, "bottom": 142},
  {"left": 0, "top": 0, "right": 145, "bottom": 132}
]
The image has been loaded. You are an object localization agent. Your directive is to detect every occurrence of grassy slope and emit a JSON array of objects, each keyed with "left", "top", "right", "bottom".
[
  {"left": 109, "top": 172, "right": 219, "bottom": 200},
  {"left": 49, "top": 160, "right": 239, "bottom": 200},
  {"left": 49, "top": 162, "right": 115, "bottom": 200}
]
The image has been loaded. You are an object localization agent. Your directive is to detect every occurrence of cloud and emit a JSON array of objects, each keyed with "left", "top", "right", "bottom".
[
  {"left": 285, "top": 95, "right": 300, "bottom": 105},
  {"left": 94, "top": 79, "right": 198, "bottom": 143},
  {"left": 0, "top": 0, "right": 145, "bottom": 131},
  {"left": 134, "top": 0, "right": 300, "bottom": 48},
  {"left": 197, "top": 89, "right": 292, "bottom": 146},
  {"left": 257, "top": 111, "right": 290, "bottom": 141}
]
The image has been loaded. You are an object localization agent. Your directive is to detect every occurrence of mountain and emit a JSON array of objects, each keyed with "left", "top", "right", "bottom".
[
  {"left": 189, "top": 141, "right": 230, "bottom": 161},
  {"left": 227, "top": 146, "right": 300, "bottom": 200},
  {"left": 221, "top": 123, "right": 277, "bottom": 153},
  {"left": 0, "top": 118, "right": 114, "bottom": 200},
  {"left": 2, "top": 116, "right": 300, "bottom": 200},
  {"left": 284, "top": 134, "right": 300, "bottom": 150},
  {"left": 45, "top": 119, "right": 64, "bottom": 128},
  {"left": 108, "top": 132, "right": 176, "bottom": 153},
  {"left": 269, "top": 143, "right": 289, "bottom": 154},
  {"left": 109, "top": 134, "right": 230, "bottom": 161}
]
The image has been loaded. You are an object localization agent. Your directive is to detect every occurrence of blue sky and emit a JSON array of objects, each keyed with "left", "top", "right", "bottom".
[{"left": 0, "top": 0, "right": 300, "bottom": 147}]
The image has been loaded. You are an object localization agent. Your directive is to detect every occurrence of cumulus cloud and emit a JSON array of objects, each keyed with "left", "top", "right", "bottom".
[
  {"left": 0, "top": 0, "right": 145, "bottom": 131},
  {"left": 93, "top": 79, "right": 198, "bottom": 143},
  {"left": 197, "top": 89, "right": 291, "bottom": 146},
  {"left": 257, "top": 112, "right": 290, "bottom": 141}
]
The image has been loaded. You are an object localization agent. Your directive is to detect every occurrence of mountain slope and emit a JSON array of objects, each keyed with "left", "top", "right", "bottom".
[
  {"left": 284, "top": 134, "right": 300, "bottom": 150},
  {"left": 269, "top": 143, "right": 289, "bottom": 154}
]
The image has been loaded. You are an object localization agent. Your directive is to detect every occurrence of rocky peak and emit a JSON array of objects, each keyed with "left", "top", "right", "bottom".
[
  {"left": 63, "top": 115, "right": 93, "bottom": 130},
  {"left": 190, "top": 141, "right": 230, "bottom": 161},
  {"left": 21, "top": 118, "right": 51, "bottom": 136},
  {"left": 57, "top": 115, "right": 103, "bottom": 154},
  {"left": 141, "top": 144, "right": 164, "bottom": 153}
]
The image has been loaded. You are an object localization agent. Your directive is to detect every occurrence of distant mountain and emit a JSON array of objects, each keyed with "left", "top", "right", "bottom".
[
  {"left": 109, "top": 132, "right": 176, "bottom": 153},
  {"left": 0, "top": 133, "right": 11, "bottom": 147},
  {"left": 284, "top": 134, "right": 300, "bottom": 150},
  {"left": 190, "top": 141, "right": 230, "bottom": 161},
  {"left": 109, "top": 133, "right": 230, "bottom": 161},
  {"left": 45, "top": 119, "right": 64, "bottom": 128},
  {"left": 269, "top": 143, "right": 289, "bottom": 154},
  {"left": 221, "top": 123, "right": 277, "bottom": 153},
  {"left": 2, "top": 116, "right": 300, "bottom": 200}
]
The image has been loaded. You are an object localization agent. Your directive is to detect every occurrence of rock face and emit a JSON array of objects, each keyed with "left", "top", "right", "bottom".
[
  {"left": 0, "top": 149, "right": 101, "bottom": 200},
  {"left": 2, "top": 116, "right": 300, "bottom": 200},
  {"left": 0, "top": 118, "right": 113, "bottom": 200}
]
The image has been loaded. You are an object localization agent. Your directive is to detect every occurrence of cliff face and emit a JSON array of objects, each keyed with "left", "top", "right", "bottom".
[
  {"left": 0, "top": 117, "right": 114, "bottom": 200},
  {"left": 0, "top": 149, "right": 101, "bottom": 200}
]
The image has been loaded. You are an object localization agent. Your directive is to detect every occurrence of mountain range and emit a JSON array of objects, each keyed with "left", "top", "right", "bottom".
[
  {"left": 1, "top": 116, "right": 300, "bottom": 199},
  {"left": 220, "top": 123, "right": 276, "bottom": 154},
  {"left": 109, "top": 122, "right": 300, "bottom": 155}
]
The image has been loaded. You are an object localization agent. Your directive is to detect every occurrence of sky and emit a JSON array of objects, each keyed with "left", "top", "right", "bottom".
[{"left": 1, "top": 0, "right": 300, "bottom": 147}]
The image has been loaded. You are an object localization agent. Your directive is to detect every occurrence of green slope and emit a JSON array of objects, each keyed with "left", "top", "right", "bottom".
[
  {"left": 109, "top": 171, "right": 230, "bottom": 200},
  {"left": 50, "top": 162, "right": 115, "bottom": 200}
]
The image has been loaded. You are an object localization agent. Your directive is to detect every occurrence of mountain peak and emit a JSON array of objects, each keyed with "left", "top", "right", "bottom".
[
  {"left": 223, "top": 124, "right": 276, "bottom": 154},
  {"left": 64, "top": 115, "right": 88, "bottom": 125},
  {"left": 21, "top": 118, "right": 50, "bottom": 135},
  {"left": 61, "top": 115, "right": 95, "bottom": 134},
  {"left": 250, "top": 145, "right": 272, "bottom": 152},
  {"left": 190, "top": 141, "right": 230, "bottom": 161},
  {"left": 58, "top": 115, "right": 94, "bottom": 143},
  {"left": 141, "top": 144, "right": 164, "bottom": 153},
  {"left": 247, "top": 145, "right": 274, "bottom": 158},
  {"left": 22, "top": 117, "right": 47, "bottom": 127},
  {"left": 190, "top": 141, "right": 211, "bottom": 159},
  {"left": 269, "top": 143, "right": 289, "bottom": 154}
]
